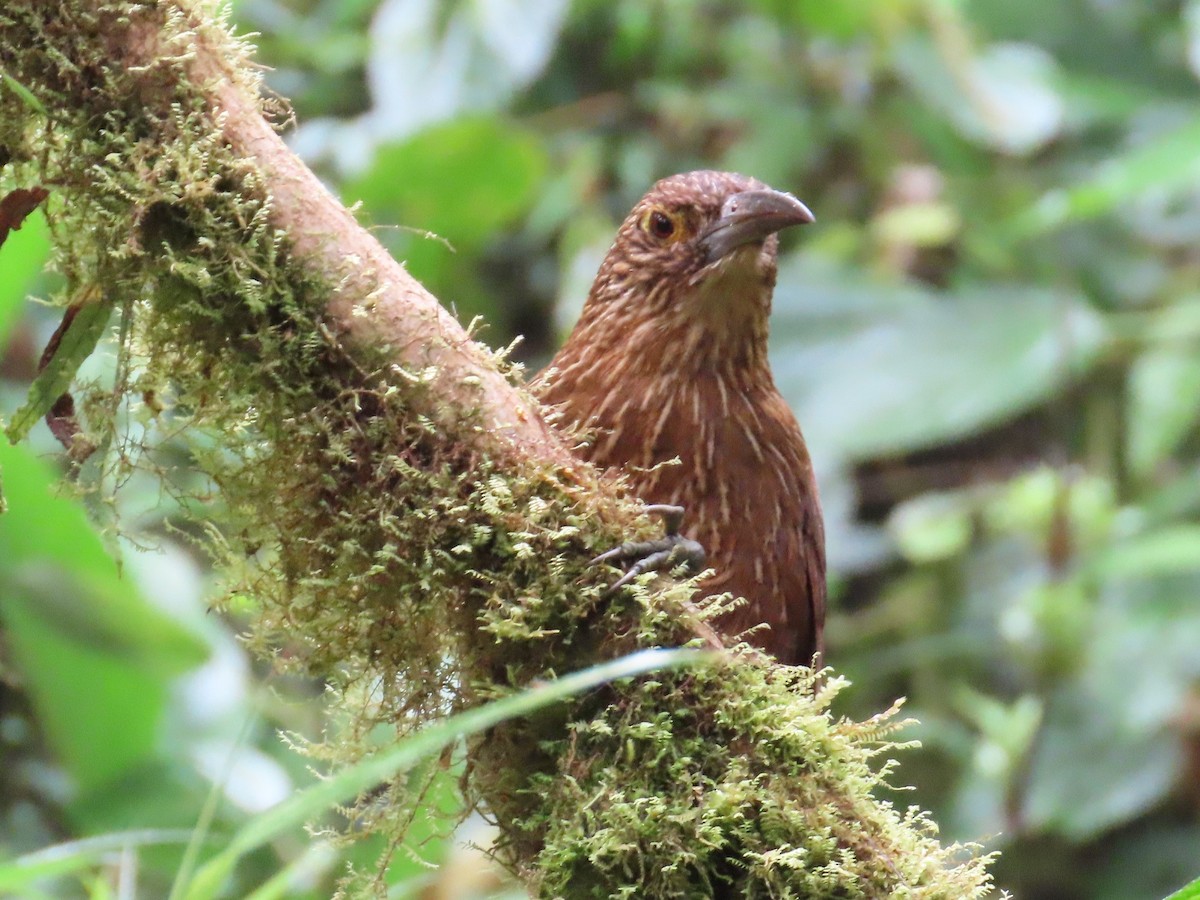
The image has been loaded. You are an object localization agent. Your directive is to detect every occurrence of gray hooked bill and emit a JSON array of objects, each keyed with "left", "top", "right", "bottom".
[{"left": 698, "top": 189, "right": 815, "bottom": 263}]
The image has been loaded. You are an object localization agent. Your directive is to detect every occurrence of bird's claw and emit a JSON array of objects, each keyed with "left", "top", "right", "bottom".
[{"left": 592, "top": 504, "right": 707, "bottom": 594}]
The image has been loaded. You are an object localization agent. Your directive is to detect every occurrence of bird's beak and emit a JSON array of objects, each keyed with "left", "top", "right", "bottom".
[{"left": 697, "top": 189, "right": 815, "bottom": 263}]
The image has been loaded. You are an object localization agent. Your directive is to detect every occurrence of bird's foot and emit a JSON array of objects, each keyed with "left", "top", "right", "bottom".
[{"left": 592, "top": 504, "right": 707, "bottom": 593}]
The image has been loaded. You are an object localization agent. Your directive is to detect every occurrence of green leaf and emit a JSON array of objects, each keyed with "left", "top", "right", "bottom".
[
  {"left": 1016, "top": 116, "right": 1200, "bottom": 235},
  {"left": 0, "top": 207, "right": 49, "bottom": 343},
  {"left": 343, "top": 117, "right": 548, "bottom": 248},
  {"left": 0, "top": 441, "right": 209, "bottom": 672},
  {"left": 764, "top": 0, "right": 880, "bottom": 39},
  {"left": 179, "top": 648, "right": 706, "bottom": 900},
  {"left": 4, "top": 295, "right": 111, "bottom": 444},
  {"left": 1088, "top": 824, "right": 1200, "bottom": 900},
  {"left": 0, "top": 69, "right": 46, "bottom": 114},
  {"left": 1023, "top": 685, "right": 1180, "bottom": 840},
  {"left": 772, "top": 263, "right": 1108, "bottom": 461},
  {"left": 0, "top": 830, "right": 195, "bottom": 894},
  {"left": 1128, "top": 343, "right": 1200, "bottom": 476},
  {"left": 888, "top": 491, "right": 974, "bottom": 564},
  {"left": 0, "top": 441, "right": 210, "bottom": 791},
  {"left": 894, "top": 36, "right": 1064, "bottom": 155},
  {"left": 1, "top": 581, "right": 171, "bottom": 786},
  {"left": 4, "top": 562, "right": 210, "bottom": 668},
  {"left": 1090, "top": 525, "right": 1200, "bottom": 580}
]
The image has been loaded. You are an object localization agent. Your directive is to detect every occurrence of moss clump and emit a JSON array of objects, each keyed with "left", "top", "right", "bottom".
[
  {"left": 531, "top": 666, "right": 992, "bottom": 898},
  {"left": 0, "top": 3, "right": 996, "bottom": 897}
]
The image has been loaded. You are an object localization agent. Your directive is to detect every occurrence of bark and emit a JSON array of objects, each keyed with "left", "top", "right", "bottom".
[{"left": 119, "top": 4, "right": 567, "bottom": 465}]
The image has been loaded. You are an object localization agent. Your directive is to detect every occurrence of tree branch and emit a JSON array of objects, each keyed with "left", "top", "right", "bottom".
[{"left": 120, "top": 3, "right": 565, "bottom": 462}]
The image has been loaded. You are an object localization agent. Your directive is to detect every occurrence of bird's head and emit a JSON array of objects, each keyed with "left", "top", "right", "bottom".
[{"left": 579, "top": 171, "right": 814, "bottom": 367}]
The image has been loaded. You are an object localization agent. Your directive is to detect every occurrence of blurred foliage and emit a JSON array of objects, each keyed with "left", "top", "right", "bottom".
[{"left": 2, "top": 0, "right": 1200, "bottom": 896}]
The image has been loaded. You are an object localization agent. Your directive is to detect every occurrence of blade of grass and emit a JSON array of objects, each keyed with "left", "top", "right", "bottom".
[
  {"left": 242, "top": 842, "right": 337, "bottom": 900},
  {"left": 181, "top": 647, "right": 707, "bottom": 900},
  {"left": 0, "top": 830, "right": 196, "bottom": 893},
  {"left": 0, "top": 69, "right": 47, "bottom": 114},
  {"left": 168, "top": 714, "right": 256, "bottom": 900}
]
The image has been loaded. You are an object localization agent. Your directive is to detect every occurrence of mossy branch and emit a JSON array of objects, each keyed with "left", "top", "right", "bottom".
[{"left": 0, "top": 2, "right": 996, "bottom": 897}]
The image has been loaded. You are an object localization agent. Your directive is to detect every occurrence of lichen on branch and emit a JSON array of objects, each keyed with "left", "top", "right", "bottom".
[{"left": 0, "top": 2, "right": 996, "bottom": 896}]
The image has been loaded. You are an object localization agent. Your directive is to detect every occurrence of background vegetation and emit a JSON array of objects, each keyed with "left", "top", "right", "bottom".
[{"left": 2, "top": 0, "right": 1199, "bottom": 897}]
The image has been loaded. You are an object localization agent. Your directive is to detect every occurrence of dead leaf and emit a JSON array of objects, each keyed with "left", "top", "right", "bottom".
[
  {"left": 6, "top": 287, "right": 108, "bottom": 465},
  {"left": 0, "top": 186, "right": 49, "bottom": 249},
  {"left": 36, "top": 302, "right": 99, "bottom": 462}
]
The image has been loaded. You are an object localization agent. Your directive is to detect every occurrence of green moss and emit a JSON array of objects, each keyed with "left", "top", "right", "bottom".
[
  {"left": 530, "top": 668, "right": 993, "bottom": 898},
  {"left": 0, "top": 3, "right": 996, "bottom": 897}
]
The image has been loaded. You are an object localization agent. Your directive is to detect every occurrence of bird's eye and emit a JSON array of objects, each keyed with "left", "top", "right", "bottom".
[{"left": 646, "top": 210, "right": 677, "bottom": 240}]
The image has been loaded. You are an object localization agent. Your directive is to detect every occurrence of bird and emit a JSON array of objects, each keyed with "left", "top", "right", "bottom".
[{"left": 533, "top": 170, "right": 826, "bottom": 667}]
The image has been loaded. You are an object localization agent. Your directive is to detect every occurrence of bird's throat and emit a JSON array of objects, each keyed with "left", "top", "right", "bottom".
[{"left": 672, "top": 248, "right": 773, "bottom": 373}]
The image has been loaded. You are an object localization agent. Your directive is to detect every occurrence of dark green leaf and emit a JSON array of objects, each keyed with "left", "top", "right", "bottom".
[
  {"left": 0, "top": 206, "right": 49, "bottom": 342},
  {"left": 772, "top": 262, "right": 1107, "bottom": 461},
  {"left": 1023, "top": 686, "right": 1180, "bottom": 840},
  {"left": 1090, "top": 526, "right": 1200, "bottom": 580},
  {"left": 5, "top": 295, "right": 111, "bottom": 443},
  {"left": 1016, "top": 116, "right": 1200, "bottom": 235},
  {"left": 0, "top": 70, "right": 46, "bottom": 114},
  {"left": 1089, "top": 824, "right": 1200, "bottom": 900},
  {"left": 1128, "top": 345, "right": 1200, "bottom": 476},
  {"left": 0, "top": 441, "right": 209, "bottom": 672},
  {"left": 343, "top": 118, "right": 548, "bottom": 249},
  {"left": 0, "top": 441, "right": 210, "bottom": 791}
]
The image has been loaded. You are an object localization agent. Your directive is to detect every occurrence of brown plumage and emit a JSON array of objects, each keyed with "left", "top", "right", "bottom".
[{"left": 534, "top": 170, "right": 826, "bottom": 666}]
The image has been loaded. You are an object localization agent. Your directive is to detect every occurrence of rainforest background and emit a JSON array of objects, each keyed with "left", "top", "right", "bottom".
[{"left": 1, "top": 1, "right": 1199, "bottom": 897}]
